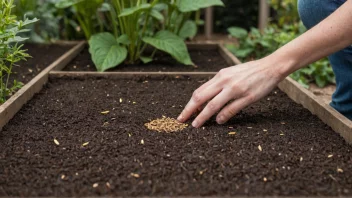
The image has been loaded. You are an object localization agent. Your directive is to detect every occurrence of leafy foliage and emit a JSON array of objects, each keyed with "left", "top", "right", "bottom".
[
  {"left": 0, "top": 0, "right": 38, "bottom": 104},
  {"left": 58, "top": 0, "right": 223, "bottom": 71}
]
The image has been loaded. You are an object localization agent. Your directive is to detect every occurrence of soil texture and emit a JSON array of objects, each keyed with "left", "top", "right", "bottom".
[
  {"left": 64, "top": 47, "right": 230, "bottom": 72},
  {"left": 8, "top": 43, "right": 73, "bottom": 85},
  {"left": 1, "top": 76, "right": 352, "bottom": 197}
]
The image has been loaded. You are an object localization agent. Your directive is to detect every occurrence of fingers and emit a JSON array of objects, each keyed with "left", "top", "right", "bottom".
[
  {"left": 216, "top": 95, "right": 255, "bottom": 124},
  {"left": 178, "top": 82, "right": 222, "bottom": 123},
  {"left": 191, "top": 89, "right": 233, "bottom": 128}
]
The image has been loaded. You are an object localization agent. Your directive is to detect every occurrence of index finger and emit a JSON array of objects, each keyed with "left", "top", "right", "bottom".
[{"left": 177, "top": 81, "right": 221, "bottom": 123}]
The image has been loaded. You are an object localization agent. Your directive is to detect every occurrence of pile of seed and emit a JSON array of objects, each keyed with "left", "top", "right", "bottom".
[{"left": 144, "top": 117, "right": 188, "bottom": 133}]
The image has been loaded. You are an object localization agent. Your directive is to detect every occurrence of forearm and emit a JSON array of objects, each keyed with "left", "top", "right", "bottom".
[{"left": 267, "top": 0, "right": 352, "bottom": 79}]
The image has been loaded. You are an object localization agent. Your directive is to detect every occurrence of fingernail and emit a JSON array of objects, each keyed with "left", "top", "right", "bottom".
[
  {"left": 177, "top": 114, "right": 184, "bottom": 122},
  {"left": 192, "top": 120, "right": 199, "bottom": 128},
  {"left": 217, "top": 116, "right": 225, "bottom": 124}
]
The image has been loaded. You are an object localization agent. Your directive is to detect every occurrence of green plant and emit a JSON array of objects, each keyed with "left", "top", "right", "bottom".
[
  {"left": 87, "top": 0, "right": 224, "bottom": 72},
  {"left": 56, "top": 0, "right": 105, "bottom": 39},
  {"left": 226, "top": 24, "right": 335, "bottom": 88},
  {"left": 0, "top": 0, "right": 38, "bottom": 104}
]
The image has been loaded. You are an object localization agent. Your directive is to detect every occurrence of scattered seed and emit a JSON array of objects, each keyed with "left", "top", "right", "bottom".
[
  {"left": 300, "top": 157, "right": 303, "bottom": 162},
  {"left": 54, "top": 138, "right": 60, "bottom": 145},
  {"left": 93, "top": 183, "right": 99, "bottom": 188},
  {"left": 228, "top": 132, "right": 237, "bottom": 135},
  {"left": 263, "top": 177, "right": 267, "bottom": 182},
  {"left": 175, "top": 76, "right": 180, "bottom": 79},
  {"left": 28, "top": 69, "right": 33, "bottom": 73},
  {"left": 263, "top": 129, "right": 268, "bottom": 132},
  {"left": 274, "top": 91, "right": 277, "bottom": 94},
  {"left": 61, "top": 174, "right": 65, "bottom": 179},
  {"left": 337, "top": 168, "right": 344, "bottom": 173},
  {"left": 131, "top": 173, "right": 140, "bottom": 178},
  {"left": 119, "top": 98, "right": 123, "bottom": 103},
  {"left": 103, "top": 122, "right": 109, "bottom": 126},
  {"left": 281, "top": 122, "right": 286, "bottom": 125},
  {"left": 73, "top": 65, "right": 77, "bottom": 69},
  {"left": 199, "top": 169, "right": 207, "bottom": 175},
  {"left": 228, "top": 126, "right": 233, "bottom": 129},
  {"left": 133, "top": 101, "right": 136, "bottom": 104},
  {"left": 328, "top": 154, "right": 334, "bottom": 158},
  {"left": 101, "top": 111, "right": 110, "bottom": 115},
  {"left": 82, "top": 142, "right": 89, "bottom": 146},
  {"left": 247, "top": 127, "right": 253, "bottom": 129},
  {"left": 143, "top": 81, "right": 148, "bottom": 83},
  {"left": 106, "top": 182, "right": 111, "bottom": 188},
  {"left": 75, "top": 172, "right": 79, "bottom": 176},
  {"left": 141, "top": 139, "right": 144, "bottom": 144},
  {"left": 258, "top": 145, "right": 262, "bottom": 152},
  {"left": 267, "top": 98, "right": 270, "bottom": 101},
  {"left": 280, "top": 133, "right": 284, "bottom": 136},
  {"left": 128, "top": 133, "right": 132, "bottom": 137},
  {"left": 145, "top": 117, "right": 188, "bottom": 133}
]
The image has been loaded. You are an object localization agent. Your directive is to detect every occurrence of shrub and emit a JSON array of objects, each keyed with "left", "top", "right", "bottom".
[{"left": 0, "top": 0, "right": 38, "bottom": 103}]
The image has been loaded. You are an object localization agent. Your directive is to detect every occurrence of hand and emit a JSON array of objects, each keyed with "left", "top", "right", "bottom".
[{"left": 177, "top": 59, "right": 286, "bottom": 128}]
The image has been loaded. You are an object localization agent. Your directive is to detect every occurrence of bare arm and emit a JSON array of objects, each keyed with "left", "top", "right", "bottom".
[{"left": 178, "top": 0, "right": 352, "bottom": 128}]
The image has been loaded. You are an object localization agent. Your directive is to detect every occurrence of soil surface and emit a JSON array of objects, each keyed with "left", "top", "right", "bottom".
[
  {"left": 1, "top": 76, "right": 352, "bottom": 197},
  {"left": 7, "top": 43, "right": 73, "bottom": 85},
  {"left": 64, "top": 47, "right": 230, "bottom": 72}
]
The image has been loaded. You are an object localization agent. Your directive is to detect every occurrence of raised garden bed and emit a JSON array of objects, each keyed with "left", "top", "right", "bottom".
[
  {"left": 63, "top": 43, "right": 240, "bottom": 72},
  {"left": 0, "top": 74, "right": 352, "bottom": 197},
  {"left": 0, "top": 41, "right": 85, "bottom": 130}
]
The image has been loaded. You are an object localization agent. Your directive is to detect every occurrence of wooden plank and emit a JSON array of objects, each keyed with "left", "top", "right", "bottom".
[
  {"left": 278, "top": 77, "right": 352, "bottom": 143},
  {"left": 205, "top": 7, "right": 214, "bottom": 40},
  {"left": 51, "top": 41, "right": 85, "bottom": 71},
  {"left": 258, "top": 0, "right": 270, "bottom": 32},
  {"left": 0, "top": 41, "right": 86, "bottom": 131},
  {"left": 49, "top": 71, "right": 217, "bottom": 80},
  {"left": 218, "top": 44, "right": 242, "bottom": 65}
]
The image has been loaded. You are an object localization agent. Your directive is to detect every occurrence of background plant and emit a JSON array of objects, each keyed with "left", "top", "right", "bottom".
[
  {"left": 55, "top": 0, "right": 224, "bottom": 72},
  {"left": 0, "top": 0, "right": 38, "bottom": 104},
  {"left": 225, "top": 0, "right": 335, "bottom": 88}
]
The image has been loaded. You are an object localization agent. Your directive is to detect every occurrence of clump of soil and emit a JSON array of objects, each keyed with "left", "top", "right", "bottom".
[
  {"left": 1, "top": 76, "right": 352, "bottom": 197},
  {"left": 145, "top": 116, "right": 188, "bottom": 133},
  {"left": 64, "top": 47, "right": 230, "bottom": 72}
]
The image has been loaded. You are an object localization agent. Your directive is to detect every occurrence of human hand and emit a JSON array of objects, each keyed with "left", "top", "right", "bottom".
[{"left": 177, "top": 59, "right": 286, "bottom": 128}]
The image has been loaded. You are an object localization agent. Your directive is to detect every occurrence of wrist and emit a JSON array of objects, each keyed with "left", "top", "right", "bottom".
[{"left": 262, "top": 51, "right": 299, "bottom": 81}]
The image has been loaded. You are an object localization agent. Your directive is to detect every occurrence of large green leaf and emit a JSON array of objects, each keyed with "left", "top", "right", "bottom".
[
  {"left": 177, "top": 0, "right": 224, "bottom": 12},
  {"left": 179, "top": 20, "right": 197, "bottom": 39},
  {"left": 89, "top": 33, "right": 127, "bottom": 72},
  {"left": 119, "top": 4, "right": 151, "bottom": 17},
  {"left": 227, "top": 27, "right": 248, "bottom": 39},
  {"left": 143, "top": 31, "right": 193, "bottom": 65}
]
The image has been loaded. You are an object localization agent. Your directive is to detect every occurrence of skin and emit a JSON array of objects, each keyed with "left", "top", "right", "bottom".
[{"left": 178, "top": 0, "right": 352, "bottom": 128}]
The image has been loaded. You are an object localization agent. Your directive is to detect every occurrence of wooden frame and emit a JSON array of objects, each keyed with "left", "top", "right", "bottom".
[
  {"left": 1, "top": 41, "right": 351, "bottom": 146},
  {"left": 0, "top": 41, "right": 85, "bottom": 130}
]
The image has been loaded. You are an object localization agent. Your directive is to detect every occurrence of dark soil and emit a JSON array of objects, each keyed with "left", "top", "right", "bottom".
[
  {"left": 64, "top": 47, "right": 230, "bottom": 72},
  {"left": 8, "top": 43, "right": 73, "bottom": 85},
  {"left": 1, "top": 76, "right": 352, "bottom": 197}
]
